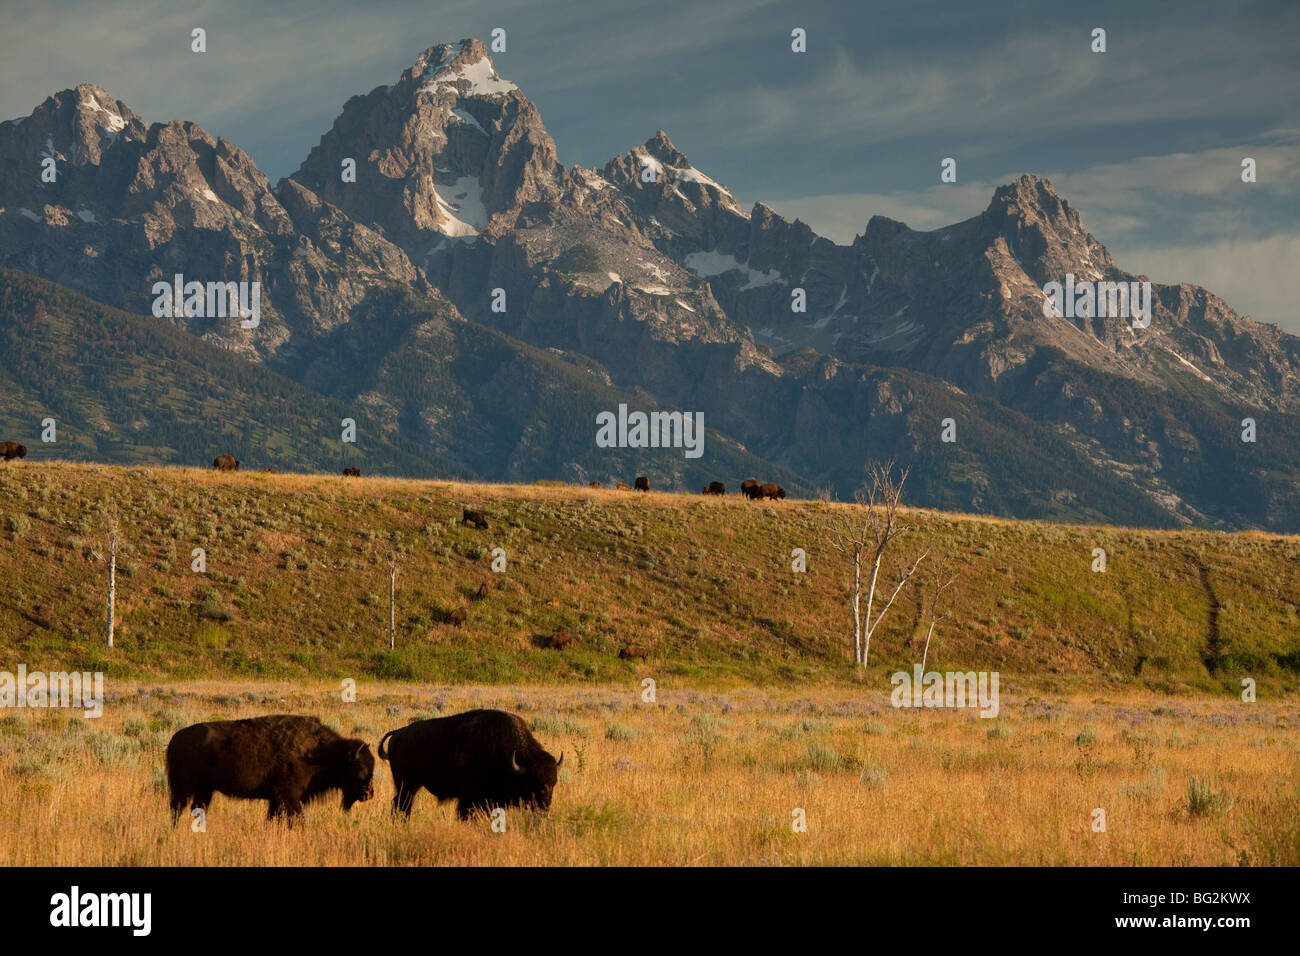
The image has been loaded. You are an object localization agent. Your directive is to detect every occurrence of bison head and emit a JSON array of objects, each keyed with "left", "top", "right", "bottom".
[
  {"left": 341, "top": 740, "right": 376, "bottom": 810},
  {"left": 510, "top": 748, "right": 563, "bottom": 811}
]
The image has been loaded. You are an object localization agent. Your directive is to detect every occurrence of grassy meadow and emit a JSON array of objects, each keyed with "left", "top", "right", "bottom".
[
  {"left": 0, "top": 681, "right": 1296, "bottom": 866},
  {"left": 0, "top": 462, "right": 1298, "bottom": 865}
]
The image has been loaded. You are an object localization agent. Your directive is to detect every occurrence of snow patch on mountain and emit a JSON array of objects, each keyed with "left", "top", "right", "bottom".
[
  {"left": 434, "top": 175, "right": 486, "bottom": 236},
  {"left": 451, "top": 108, "right": 487, "bottom": 134},
  {"left": 683, "top": 249, "right": 781, "bottom": 290},
  {"left": 423, "top": 54, "right": 517, "bottom": 97}
]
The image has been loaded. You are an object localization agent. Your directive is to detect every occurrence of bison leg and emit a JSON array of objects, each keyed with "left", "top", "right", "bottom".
[
  {"left": 169, "top": 793, "right": 189, "bottom": 825},
  {"left": 391, "top": 776, "right": 418, "bottom": 818}
]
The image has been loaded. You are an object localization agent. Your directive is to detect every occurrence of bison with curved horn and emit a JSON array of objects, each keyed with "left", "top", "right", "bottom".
[{"left": 378, "top": 709, "right": 563, "bottom": 820}]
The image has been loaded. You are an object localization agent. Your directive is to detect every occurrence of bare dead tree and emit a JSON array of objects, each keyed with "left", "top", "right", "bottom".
[
  {"left": 827, "top": 460, "right": 927, "bottom": 665},
  {"left": 105, "top": 519, "right": 119, "bottom": 648},
  {"left": 920, "top": 561, "right": 957, "bottom": 673}
]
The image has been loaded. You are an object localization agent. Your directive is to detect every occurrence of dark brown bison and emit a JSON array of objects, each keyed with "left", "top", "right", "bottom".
[
  {"left": 462, "top": 508, "right": 488, "bottom": 529},
  {"left": 759, "top": 482, "right": 786, "bottom": 500},
  {"left": 212, "top": 454, "right": 239, "bottom": 471},
  {"left": 703, "top": 481, "right": 726, "bottom": 495},
  {"left": 634, "top": 476, "right": 650, "bottom": 492},
  {"left": 165, "top": 715, "right": 374, "bottom": 823},
  {"left": 447, "top": 607, "right": 468, "bottom": 626},
  {"left": 378, "top": 709, "right": 563, "bottom": 820},
  {"left": 473, "top": 582, "right": 489, "bottom": 600},
  {"left": 588, "top": 481, "right": 601, "bottom": 488},
  {"left": 740, "top": 479, "right": 761, "bottom": 500},
  {"left": 619, "top": 644, "right": 648, "bottom": 660},
  {"left": 548, "top": 630, "right": 573, "bottom": 650},
  {"left": 0, "top": 442, "right": 26, "bottom": 461},
  {"left": 616, "top": 482, "right": 631, "bottom": 490},
  {"left": 342, "top": 467, "right": 361, "bottom": 477}
]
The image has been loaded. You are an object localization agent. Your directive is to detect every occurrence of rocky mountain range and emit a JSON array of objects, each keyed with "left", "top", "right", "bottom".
[{"left": 2, "top": 38, "right": 1297, "bottom": 530}]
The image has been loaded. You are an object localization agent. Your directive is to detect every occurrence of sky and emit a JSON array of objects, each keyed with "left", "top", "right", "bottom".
[{"left": 2, "top": 0, "right": 1297, "bottom": 330}]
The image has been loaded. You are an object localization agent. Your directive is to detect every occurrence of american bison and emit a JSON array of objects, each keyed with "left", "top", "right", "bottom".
[
  {"left": 634, "top": 476, "right": 650, "bottom": 492},
  {"left": 619, "top": 644, "right": 648, "bottom": 660},
  {"left": 616, "top": 482, "right": 631, "bottom": 490},
  {"left": 588, "top": 481, "right": 601, "bottom": 488},
  {"left": 165, "top": 715, "right": 374, "bottom": 823},
  {"left": 212, "top": 454, "right": 239, "bottom": 471},
  {"left": 462, "top": 508, "right": 488, "bottom": 529},
  {"left": 740, "top": 479, "right": 761, "bottom": 500},
  {"left": 447, "top": 607, "right": 468, "bottom": 626},
  {"left": 759, "top": 482, "right": 786, "bottom": 500},
  {"left": 548, "top": 630, "right": 573, "bottom": 650},
  {"left": 378, "top": 709, "right": 563, "bottom": 820},
  {"left": 342, "top": 467, "right": 361, "bottom": 477},
  {"left": 0, "top": 442, "right": 26, "bottom": 461},
  {"left": 473, "top": 582, "right": 489, "bottom": 600},
  {"left": 703, "top": 481, "right": 726, "bottom": 495}
]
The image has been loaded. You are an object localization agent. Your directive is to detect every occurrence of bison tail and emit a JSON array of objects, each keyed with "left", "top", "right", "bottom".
[{"left": 378, "top": 729, "right": 397, "bottom": 761}]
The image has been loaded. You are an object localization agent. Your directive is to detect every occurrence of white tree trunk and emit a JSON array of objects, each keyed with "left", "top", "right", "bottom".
[
  {"left": 105, "top": 534, "right": 116, "bottom": 648},
  {"left": 389, "top": 565, "right": 396, "bottom": 651},
  {"left": 860, "top": 552, "right": 883, "bottom": 664},
  {"left": 921, "top": 620, "right": 936, "bottom": 673},
  {"left": 851, "top": 547, "right": 862, "bottom": 663}
]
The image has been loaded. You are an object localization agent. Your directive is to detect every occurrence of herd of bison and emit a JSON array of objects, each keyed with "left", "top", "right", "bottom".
[
  {"left": 211, "top": 453, "right": 790, "bottom": 499},
  {"left": 166, "top": 709, "right": 561, "bottom": 824},
  {"left": 4, "top": 444, "right": 790, "bottom": 501}
]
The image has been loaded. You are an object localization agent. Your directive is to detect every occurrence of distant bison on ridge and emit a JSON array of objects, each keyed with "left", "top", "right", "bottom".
[
  {"left": 740, "top": 479, "right": 761, "bottom": 500},
  {"left": 634, "top": 476, "right": 650, "bottom": 492},
  {"left": 619, "top": 644, "right": 648, "bottom": 660},
  {"left": 616, "top": 482, "right": 631, "bottom": 490},
  {"left": 165, "top": 715, "right": 374, "bottom": 823},
  {"left": 378, "top": 709, "right": 563, "bottom": 820},
  {"left": 1, "top": 442, "right": 26, "bottom": 461},
  {"left": 759, "top": 482, "right": 786, "bottom": 500},
  {"left": 212, "top": 454, "right": 239, "bottom": 471},
  {"left": 703, "top": 481, "right": 726, "bottom": 495},
  {"left": 342, "top": 467, "right": 360, "bottom": 477},
  {"left": 462, "top": 508, "right": 488, "bottom": 528}
]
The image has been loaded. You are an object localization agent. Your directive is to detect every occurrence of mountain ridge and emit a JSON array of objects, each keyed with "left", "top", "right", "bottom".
[{"left": 2, "top": 38, "right": 1297, "bottom": 530}]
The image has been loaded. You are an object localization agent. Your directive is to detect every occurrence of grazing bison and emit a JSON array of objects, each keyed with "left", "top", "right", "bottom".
[
  {"left": 342, "top": 467, "right": 361, "bottom": 477},
  {"left": 616, "top": 482, "right": 631, "bottom": 490},
  {"left": 634, "top": 476, "right": 650, "bottom": 492},
  {"left": 703, "top": 481, "right": 726, "bottom": 496},
  {"left": 588, "top": 481, "right": 601, "bottom": 488},
  {"left": 474, "top": 582, "right": 489, "bottom": 600},
  {"left": 165, "top": 715, "right": 374, "bottom": 823},
  {"left": 378, "top": 709, "right": 563, "bottom": 820},
  {"left": 1, "top": 442, "right": 26, "bottom": 461},
  {"left": 759, "top": 482, "right": 786, "bottom": 500},
  {"left": 447, "top": 607, "right": 468, "bottom": 626},
  {"left": 740, "top": 479, "right": 761, "bottom": 500},
  {"left": 212, "top": 454, "right": 239, "bottom": 471},
  {"left": 462, "top": 508, "right": 488, "bottom": 529},
  {"left": 548, "top": 630, "right": 573, "bottom": 650},
  {"left": 619, "top": 644, "right": 648, "bottom": 660}
]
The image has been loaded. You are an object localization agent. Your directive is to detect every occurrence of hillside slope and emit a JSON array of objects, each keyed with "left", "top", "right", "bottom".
[{"left": 1, "top": 464, "right": 1296, "bottom": 693}]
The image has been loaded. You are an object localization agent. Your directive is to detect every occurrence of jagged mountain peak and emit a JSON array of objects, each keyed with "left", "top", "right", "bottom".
[
  {"left": 402, "top": 37, "right": 519, "bottom": 101},
  {"left": 3, "top": 84, "right": 148, "bottom": 168}
]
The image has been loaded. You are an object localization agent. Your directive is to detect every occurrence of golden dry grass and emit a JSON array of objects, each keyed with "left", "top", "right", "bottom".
[{"left": 1, "top": 680, "right": 1297, "bottom": 866}]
